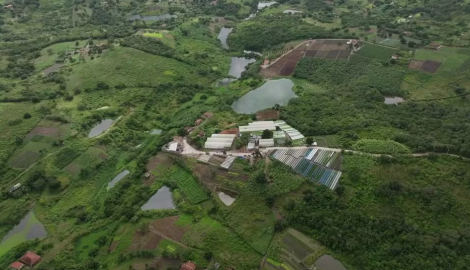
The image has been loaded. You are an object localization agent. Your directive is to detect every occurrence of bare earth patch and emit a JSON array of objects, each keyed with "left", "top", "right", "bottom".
[
  {"left": 149, "top": 216, "right": 189, "bottom": 242},
  {"left": 256, "top": 109, "right": 280, "bottom": 120}
]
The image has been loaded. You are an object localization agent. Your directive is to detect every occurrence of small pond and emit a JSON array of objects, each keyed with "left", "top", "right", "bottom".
[
  {"left": 232, "top": 79, "right": 297, "bottom": 114},
  {"left": 141, "top": 186, "right": 175, "bottom": 210},
  {"left": 258, "top": 1, "right": 277, "bottom": 9},
  {"left": 128, "top": 14, "right": 177, "bottom": 21},
  {"left": 229, "top": 57, "right": 256, "bottom": 78},
  {"left": 314, "top": 255, "right": 348, "bottom": 270},
  {"left": 218, "top": 192, "right": 236, "bottom": 206},
  {"left": 0, "top": 211, "right": 47, "bottom": 257},
  {"left": 107, "top": 170, "right": 130, "bottom": 191},
  {"left": 88, "top": 119, "right": 114, "bottom": 138},
  {"left": 150, "top": 129, "right": 162, "bottom": 135},
  {"left": 218, "top": 27, "right": 233, "bottom": 49},
  {"left": 384, "top": 96, "right": 405, "bottom": 105}
]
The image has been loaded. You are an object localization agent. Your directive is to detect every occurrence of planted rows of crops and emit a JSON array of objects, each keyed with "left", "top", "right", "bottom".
[{"left": 166, "top": 166, "right": 208, "bottom": 204}]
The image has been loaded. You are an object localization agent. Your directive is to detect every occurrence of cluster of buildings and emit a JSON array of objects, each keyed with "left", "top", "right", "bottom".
[
  {"left": 203, "top": 120, "right": 306, "bottom": 150},
  {"left": 10, "top": 251, "right": 41, "bottom": 270}
]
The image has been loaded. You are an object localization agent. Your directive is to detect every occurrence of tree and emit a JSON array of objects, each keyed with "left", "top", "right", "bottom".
[
  {"left": 177, "top": 128, "right": 187, "bottom": 137},
  {"left": 261, "top": 129, "right": 273, "bottom": 139},
  {"left": 306, "top": 137, "right": 314, "bottom": 145},
  {"left": 75, "top": 40, "right": 79, "bottom": 46},
  {"left": 255, "top": 172, "right": 267, "bottom": 184},
  {"left": 23, "top": 113, "right": 31, "bottom": 119}
]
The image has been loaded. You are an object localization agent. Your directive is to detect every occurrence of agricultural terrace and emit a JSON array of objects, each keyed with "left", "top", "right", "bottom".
[
  {"left": 410, "top": 47, "right": 470, "bottom": 73},
  {"left": 261, "top": 39, "right": 353, "bottom": 77}
]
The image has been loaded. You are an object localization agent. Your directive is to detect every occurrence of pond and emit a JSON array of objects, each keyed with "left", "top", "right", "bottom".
[
  {"left": 218, "top": 27, "right": 233, "bottom": 49},
  {"left": 107, "top": 170, "right": 130, "bottom": 191},
  {"left": 232, "top": 79, "right": 297, "bottom": 114},
  {"left": 128, "top": 14, "right": 177, "bottom": 21},
  {"left": 218, "top": 192, "right": 236, "bottom": 206},
  {"left": 229, "top": 57, "right": 256, "bottom": 78},
  {"left": 141, "top": 186, "right": 175, "bottom": 210},
  {"left": 314, "top": 255, "right": 348, "bottom": 270},
  {"left": 88, "top": 119, "right": 114, "bottom": 138},
  {"left": 384, "top": 96, "right": 405, "bottom": 105},
  {"left": 258, "top": 1, "right": 277, "bottom": 9},
  {"left": 0, "top": 211, "right": 47, "bottom": 257}
]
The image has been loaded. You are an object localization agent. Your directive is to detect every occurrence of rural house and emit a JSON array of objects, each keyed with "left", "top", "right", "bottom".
[
  {"left": 20, "top": 251, "right": 41, "bottom": 267},
  {"left": 9, "top": 262, "right": 24, "bottom": 270},
  {"left": 180, "top": 261, "right": 196, "bottom": 270},
  {"left": 195, "top": 119, "right": 203, "bottom": 125},
  {"left": 428, "top": 43, "right": 442, "bottom": 50}
]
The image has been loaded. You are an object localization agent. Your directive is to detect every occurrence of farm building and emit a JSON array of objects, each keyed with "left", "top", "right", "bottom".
[
  {"left": 180, "top": 261, "right": 196, "bottom": 270},
  {"left": 10, "top": 262, "right": 24, "bottom": 270},
  {"left": 195, "top": 119, "right": 203, "bottom": 125},
  {"left": 221, "top": 156, "right": 236, "bottom": 169},
  {"left": 239, "top": 121, "right": 276, "bottom": 134},
  {"left": 273, "top": 131, "right": 286, "bottom": 144},
  {"left": 259, "top": 138, "right": 275, "bottom": 147},
  {"left": 9, "top": 183, "right": 21, "bottom": 193},
  {"left": 428, "top": 43, "right": 442, "bottom": 50},
  {"left": 204, "top": 134, "right": 236, "bottom": 149},
  {"left": 275, "top": 120, "right": 305, "bottom": 145},
  {"left": 20, "top": 251, "right": 41, "bottom": 267}
]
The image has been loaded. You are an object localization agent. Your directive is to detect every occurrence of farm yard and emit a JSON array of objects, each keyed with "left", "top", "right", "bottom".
[{"left": 261, "top": 39, "right": 352, "bottom": 77}]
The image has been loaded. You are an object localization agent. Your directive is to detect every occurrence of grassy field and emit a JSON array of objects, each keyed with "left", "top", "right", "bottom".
[
  {"left": 143, "top": 32, "right": 163, "bottom": 38},
  {"left": 413, "top": 47, "right": 470, "bottom": 73},
  {"left": 356, "top": 43, "right": 397, "bottom": 61},
  {"left": 165, "top": 166, "right": 208, "bottom": 204},
  {"left": 66, "top": 46, "right": 212, "bottom": 90},
  {"left": 0, "top": 102, "right": 40, "bottom": 170},
  {"left": 34, "top": 40, "right": 87, "bottom": 70},
  {"left": 75, "top": 228, "right": 109, "bottom": 261}
]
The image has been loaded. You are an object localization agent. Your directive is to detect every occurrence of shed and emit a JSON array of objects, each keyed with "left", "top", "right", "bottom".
[
  {"left": 10, "top": 262, "right": 24, "bottom": 270},
  {"left": 259, "top": 139, "right": 274, "bottom": 147},
  {"left": 195, "top": 119, "right": 203, "bottom": 125},
  {"left": 180, "top": 261, "right": 196, "bottom": 270},
  {"left": 20, "top": 251, "right": 41, "bottom": 267},
  {"left": 168, "top": 142, "right": 178, "bottom": 152}
]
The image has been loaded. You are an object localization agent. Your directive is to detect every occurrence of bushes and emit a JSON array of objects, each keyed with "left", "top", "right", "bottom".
[{"left": 352, "top": 139, "right": 411, "bottom": 154}]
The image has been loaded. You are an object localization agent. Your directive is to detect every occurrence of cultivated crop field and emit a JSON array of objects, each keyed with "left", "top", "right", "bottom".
[
  {"left": 165, "top": 166, "right": 208, "bottom": 204},
  {"left": 412, "top": 47, "right": 470, "bottom": 73},
  {"left": 355, "top": 43, "right": 396, "bottom": 61},
  {"left": 261, "top": 39, "right": 352, "bottom": 77},
  {"left": 63, "top": 147, "right": 107, "bottom": 175}
]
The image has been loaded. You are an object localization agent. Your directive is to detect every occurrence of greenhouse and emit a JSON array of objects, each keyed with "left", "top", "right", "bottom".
[
  {"left": 239, "top": 121, "right": 276, "bottom": 134},
  {"left": 259, "top": 139, "right": 275, "bottom": 147},
  {"left": 204, "top": 134, "right": 236, "bottom": 149}
]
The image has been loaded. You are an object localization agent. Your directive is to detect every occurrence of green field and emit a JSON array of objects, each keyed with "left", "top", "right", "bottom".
[
  {"left": 34, "top": 40, "right": 87, "bottom": 70},
  {"left": 413, "top": 47, "right": 470, "bottom": 73},
  {"left": 165, "top": 166, "right": 208, "bottom": 204},
  {"left": 356, "top": 43, "right": 397, "bottom": 61},
  {"left": 75, "top": 228, "right": 109, "bottom": 261},
  {"left": 143, "top": 32, "right": 163, "bottom": 38},
  {"left": 66, "top": 46, "right": 212, "bottom": 90}
]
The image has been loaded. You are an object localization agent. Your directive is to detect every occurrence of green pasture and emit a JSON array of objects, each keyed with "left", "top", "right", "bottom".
[
  {"left": 143, "top": 32, "right": 163, "bottom": 38},
  {"left": 34, "top": 40, "right": 87, "bottom": 70},
  {"left": 0, "top": 211, "right": 46, "bottom": 258},
  {"left": 413, "top": 47, "right": 470, "bottom": 73},
  {"left": 66, "top": 46, "right": 212, "bottom": 90},
  {"left": 356, "top": 43, "right": 397, "bottom": 61},
  {"left": 75, "top": 228, "right": 109, "bottom": 261}
]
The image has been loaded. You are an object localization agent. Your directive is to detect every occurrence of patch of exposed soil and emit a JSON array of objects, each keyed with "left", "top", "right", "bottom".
[{"left": 149, "top": 216, "right": 189, "bottom": 242}]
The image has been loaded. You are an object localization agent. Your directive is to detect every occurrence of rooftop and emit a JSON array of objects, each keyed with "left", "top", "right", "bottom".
[
  {"left": 10, "top": 262, "right": 24, "bottom": 270},
  {"left": 20, "top": 251, "right": 41, "bottom": 267},
  {"left": 180, "top": 261, "right": 196, "bottom": 270}
]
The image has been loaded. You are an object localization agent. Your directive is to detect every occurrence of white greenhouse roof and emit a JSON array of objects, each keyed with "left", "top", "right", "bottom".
[
  {"left": 206, "top": 137, "right": 235, "bottom": 143},
  {"left": 239, "top": 121, "right": 276, "bottom": 132},
  {"left": 211, "top": 134, "right": 237, "bottom": 138},
  {"left": 204, "top": 133, "right": 236, "bottom": 149},
  {"left": 259, "top": 139, "right": 274, "bottom": 147}
]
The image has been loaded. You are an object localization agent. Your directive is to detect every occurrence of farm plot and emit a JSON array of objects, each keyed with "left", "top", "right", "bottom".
[
  {"left": 261, "top": 39, "right": 352, "bottom": 77},
  {"left": 54, "top": 148, "right": 81, "bottom": 169},
  {"left": 10, "top": 150, "right": 40, "bottom": 169},
  {"left": 24, "top": 120, "right": 71, "bottom": 141},
  {"left": 355, "top": 43, "right": 397, "bottom": 61},
  {"left": 128, "top": 230, "right": 163, "bottom": 252},
  {"left": 271, "top": 149, "right": 342, "bottom": 189},
  {"left": 263, "top": 229, "right": 324, "bottom": 270},
  {"left": 165, "top": 166, "right": 208, "bottom": 204},
  {"left": 149, "top": 216, "right": 189, "bottom": 242},
  {"left": 412, "top": 47, "right": 470, "bottom": 73},
  {"left": 63, "top": 147, "right": 107, "bottom": 176},
  {"left": 256, "top": 109, "right": 280, "bottom": 120},
  {"left": 145, "top": 153, "right": 175, "bottom": 186}
]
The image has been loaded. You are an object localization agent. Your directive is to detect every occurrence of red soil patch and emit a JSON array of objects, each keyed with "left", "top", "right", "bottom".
[
  {"left": 109, "top": 241, "right": 119, "bottom": 252},
  {"left": 27, "top": 126, "right": 60, "bottom": 138},
  {"left": 149, "top": 216, "right": 189, "bottom": 242},
  {"left": 409, "top": 59, "right": 425, "bottom": 70},
  {"left": 220, "top": 128, "right": 239, "bottom": 134},
  {"left": 129, "top": 230, "right": 163, "bottom": 252},
  {"left": 421, "top": 60, "right": 442, "bottom": 73},
  {"left": 256, "top": 109, "right": 280, "bottom": 120}
]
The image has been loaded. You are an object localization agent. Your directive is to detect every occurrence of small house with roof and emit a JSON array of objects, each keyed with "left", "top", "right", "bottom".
[
  {"left": 10, "top": 262, "right": 24, "bottom": 270},
  {"left": 180, "top": 261, "right": 196, "bottom": 270},
  {"left": 20, "top": 251, "right": 41, "bottom": 268}
]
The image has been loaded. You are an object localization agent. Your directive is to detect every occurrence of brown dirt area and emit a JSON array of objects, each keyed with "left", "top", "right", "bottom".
[
  {"left": 109, "top": 241, "right": 119, "bottom": 253},
  {"left": 409, "top": 59, "right": 425, "bottom": 70},
  {"left": 421, "top": 60, "right": 442, "bottom": 73},
  {"left": 220, "top": 128, "right": 239, "bottom": 134},
  {"left": 149, "top": 216, "right": 189, "bottom": 242},
  {"left": 256, "top": 109, "right": 280, "bottom": 120},
  {"left": 27, "top": 126, "right": 60, "bottom": 138},
  {"left": 128, "top": 230, "right": 163, "bottom": 252}
]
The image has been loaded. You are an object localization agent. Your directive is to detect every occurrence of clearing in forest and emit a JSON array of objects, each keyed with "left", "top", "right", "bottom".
[{"left": 412, "top": 47, "right": 470, "bottom": 73}]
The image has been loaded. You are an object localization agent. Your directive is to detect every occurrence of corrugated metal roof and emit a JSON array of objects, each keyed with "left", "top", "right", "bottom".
[
  {"left": 212, "top": 134, "right": 237, "bottom": 138},
  {"left": 259, "top": 139, "right": 274, "bottom": 147},
  {"left": 221, "top": 156, "right": 236, "bottom": 169}
]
